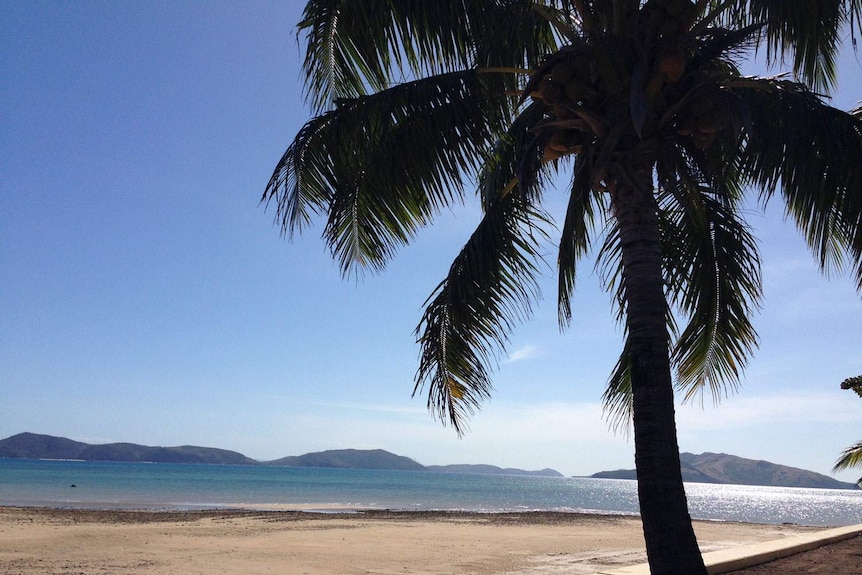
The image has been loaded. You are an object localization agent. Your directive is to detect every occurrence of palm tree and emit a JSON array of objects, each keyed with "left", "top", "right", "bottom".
[
  {"left": 835, "top": 375, "right": 862, "bottom": 487},
  {"left": 262, "top": 2, "right": 862, "bottom": 573}
]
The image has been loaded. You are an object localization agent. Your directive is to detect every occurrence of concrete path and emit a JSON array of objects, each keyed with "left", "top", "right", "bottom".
[{"left": 588, "top": 523, "right": 862, "bottom": 575}]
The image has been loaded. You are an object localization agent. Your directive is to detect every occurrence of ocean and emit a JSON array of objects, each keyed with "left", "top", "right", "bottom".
[{"left": 2, "top": 458, "right": 861, "bottom": 526}]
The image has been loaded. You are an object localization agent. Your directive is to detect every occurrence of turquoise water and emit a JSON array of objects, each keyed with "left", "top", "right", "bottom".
[{"left": 2, "top": 458, "right": 861, "bottom": 526}]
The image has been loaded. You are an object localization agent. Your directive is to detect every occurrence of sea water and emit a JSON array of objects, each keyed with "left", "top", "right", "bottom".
[{"left": 1, "top": 458, "right": 860, "bottom": 526}]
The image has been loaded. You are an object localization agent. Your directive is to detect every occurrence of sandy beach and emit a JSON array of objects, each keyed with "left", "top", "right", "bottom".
[{"left": 0, "top": 506, "right": 825, "bottom": 575}]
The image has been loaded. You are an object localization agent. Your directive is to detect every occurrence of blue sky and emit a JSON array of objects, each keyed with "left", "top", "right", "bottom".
[{"left": 2, "top": 2, "right": 861, "bottom": 481}]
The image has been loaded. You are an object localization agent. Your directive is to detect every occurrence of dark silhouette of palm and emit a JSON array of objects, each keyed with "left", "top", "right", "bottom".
[
  {"left": 263, "top": 2, "right": 862, "bottom": 573},
  {"left": 835, "top": 375, "right": 862, "bottom": 487}
]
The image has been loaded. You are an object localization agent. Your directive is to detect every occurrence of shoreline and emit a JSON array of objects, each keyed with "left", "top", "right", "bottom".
[
  {"left": 0, "top": 506, "right": 827, "bottom": 575},
  {"left": 1, "top": 504, "right": 641, "bottom": 520},
  {"left": 1, "top": 499, "right": 645, "bottom": 514},
  {"left": 0, "top": 502, "right": 842, "bottom": 525}
]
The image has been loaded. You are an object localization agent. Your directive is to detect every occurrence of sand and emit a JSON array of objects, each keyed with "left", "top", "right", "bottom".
[{"left": 0, "top": 507, "right": 825, "bottom": 575}]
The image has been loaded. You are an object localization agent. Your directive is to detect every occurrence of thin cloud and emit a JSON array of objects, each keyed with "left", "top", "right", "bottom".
[
  {"left": 676, "top": 392, "right": 858, "bottom": 430},
  {"left": 505, "top": 345, "right": 541, "bottom": 363}
]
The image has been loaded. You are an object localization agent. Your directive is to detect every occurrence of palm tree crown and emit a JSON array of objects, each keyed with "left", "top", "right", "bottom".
[{"left": 263, "top": 2, "right": 862, "bottom": 574}]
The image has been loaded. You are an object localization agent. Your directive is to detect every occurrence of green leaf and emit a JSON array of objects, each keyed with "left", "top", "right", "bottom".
[
  {"left": 714, "top": 0, "right": 861, "bottom": 91},
  {"left": 297, "top": 0, "right": 558, "bottom": 112},
  {"left": 735, "top": 78, "right": 862, "bottom": 290},
  {"left": 413, "top": 113, "right": 551, "bottom": 433}
]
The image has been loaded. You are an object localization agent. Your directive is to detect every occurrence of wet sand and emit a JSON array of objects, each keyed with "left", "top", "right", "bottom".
[{"left": 0, "top": 507, "right": 825, "bottom": 574}]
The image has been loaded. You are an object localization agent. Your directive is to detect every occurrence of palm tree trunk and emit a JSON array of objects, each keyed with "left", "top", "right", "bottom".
[{"left": 611, "top": 171, "right": 707, "bottom": 575}]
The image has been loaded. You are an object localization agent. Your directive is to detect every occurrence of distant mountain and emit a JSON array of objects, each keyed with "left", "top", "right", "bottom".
[
  {"left": 591, "top": 452, "right": 859, "bottom": 490},
  {"left": 426, "top": 464, "right": 563, "bottom": 477},
  {"left": 11, "top": 434, "right": 847, "bottom": 488},
  {"left": 0, "top": 433, "right": 562, "bottom": 476},
  {"left": 266, "top": 451, "right": 563, "bottom": 476},
  {"left": 0, "top": 432, "right": 257, "bottom": 465},
  {"left": 265, "top": 449, "right": 425, "bottom": 471}
]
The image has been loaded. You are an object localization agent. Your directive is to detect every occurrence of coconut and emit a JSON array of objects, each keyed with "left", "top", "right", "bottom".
[
  {"left": 692, "top": 130, "right": 716, "bottom": 150},
  {"left": 658, "top": 48, "right": 686, "bottom": 83},
  {"left": 548, "top": 130, "right": 571, "bottom": 152},
  {"left": 564, "top": 78, "right": 586, "bottom": 100},
  {"left": 550, "top": 61, "right": 573, "bottom": 85},
  {"left": 571, "top": 58, "right": 591, "bottom": 83},
  {"left": 551, "top": 104, "right": 572, "bottom": 119},
  {"left": 660, "top": 18, "right": 680, "bottom": 37},
  {"left": 675, "top": 115, "right": 698, "bottom": 136},
  {"left": 689, "top": 97, "right": 714, "bottom": 116},
  {"left": 696, "top": 111, "right": 724, "bottom": 134},
  {"left": 543, "top": 144, "right": 565, "bottom": 162},
  {"left": 539, "top": 77, "right": 563, "bottom": 105}
]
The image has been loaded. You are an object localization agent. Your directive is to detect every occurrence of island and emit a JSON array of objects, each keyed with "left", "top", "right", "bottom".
[
  {"left": 591, "top": 452, "right": 859, "bottom": 490},
  {"left": 4, "top": 433, "right": 855, "bottom": 487},
  {"left": 0, "top": 433, "right": 558, "bottom": 477}
]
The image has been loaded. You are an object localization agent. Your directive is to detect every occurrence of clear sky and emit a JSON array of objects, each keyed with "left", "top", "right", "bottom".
[{"left": 2, "top": 2, "right": 861, "bottom": 482}]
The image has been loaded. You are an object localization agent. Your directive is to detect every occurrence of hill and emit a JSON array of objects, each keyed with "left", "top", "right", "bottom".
[
  {"left": 0, "top": 432, "right": 257, "bottom": 465},
  {"left": 267, "top": 452, "right": 562, "bottom": 476},
  {"left": 7, "top": 434, "right": 848, "bottom": 487},
  {"left": 0, "top": 433, "right": 561, "bottom": 476},
  {"left": 426, "top": 464, "right": 563, "bottom": 477},
  {"left": 265, "top": 448, "right": 425, "bottom": 471},
  {"left": 591, "top": 452, "right": 859, "bottom": 490}
]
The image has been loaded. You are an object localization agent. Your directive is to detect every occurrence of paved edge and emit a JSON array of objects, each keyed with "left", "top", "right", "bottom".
[{"left": 587, "top": 523, "right": 862, "bottom": 575}]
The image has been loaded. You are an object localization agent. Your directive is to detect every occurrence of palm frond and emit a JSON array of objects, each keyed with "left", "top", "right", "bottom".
[
  {"left": 557, "top": 151, "right": 607, "bottom": 328},
  {"left": 734, "top": 77, "right": 862, "bottom": 290},
  {"left": 262, "top": 113, "right": 337, "bottom": 236},
  {"left": 297, "top": 0, "right": 559, "bottom": 112},
  {"left": 834, "top": 373, "right": 862, "bottom": 484},
  {"left": 602, "top": 338, "right": 633, "bottom": 435},
  {"left": 689, "top": 23, "right": 764, "bottom": 72},
  {"left": 477, "top": 102, "right": 549, "bottom": 210},
  {"left": 834, "top": 440, "right": 862, "bottom": 472},
  {"left": 715, "top": 0, "right": 860, "bottom": 91},
  {"left": 660, "top": 180, "right": 762, "bottom": 403},
  {"left": 263, "top": 70, "right": 513, "bottom": 275},
  {"left": 662, "top": 75, "right": 750, "bottom": 203},
  {"left": 414, "top": 122, "right": 550, "bottom": 433},
  {"left": 654, "top": 130, "right": 761, "bottom": 399},
  {"left": 470, "top": 1, "right": 562, "bottom": 94},
  {"left": 297, "top": 0, "right": 467, "bottom": 111},
  {"left": 851, "top": 104, "right": 862, "bottom": 288},
  {"left": 594, "top": 218, "right": 626, "bottom": 323},
  {"left": 841, "top": 375, "right": 862, "bottom": 397}
]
